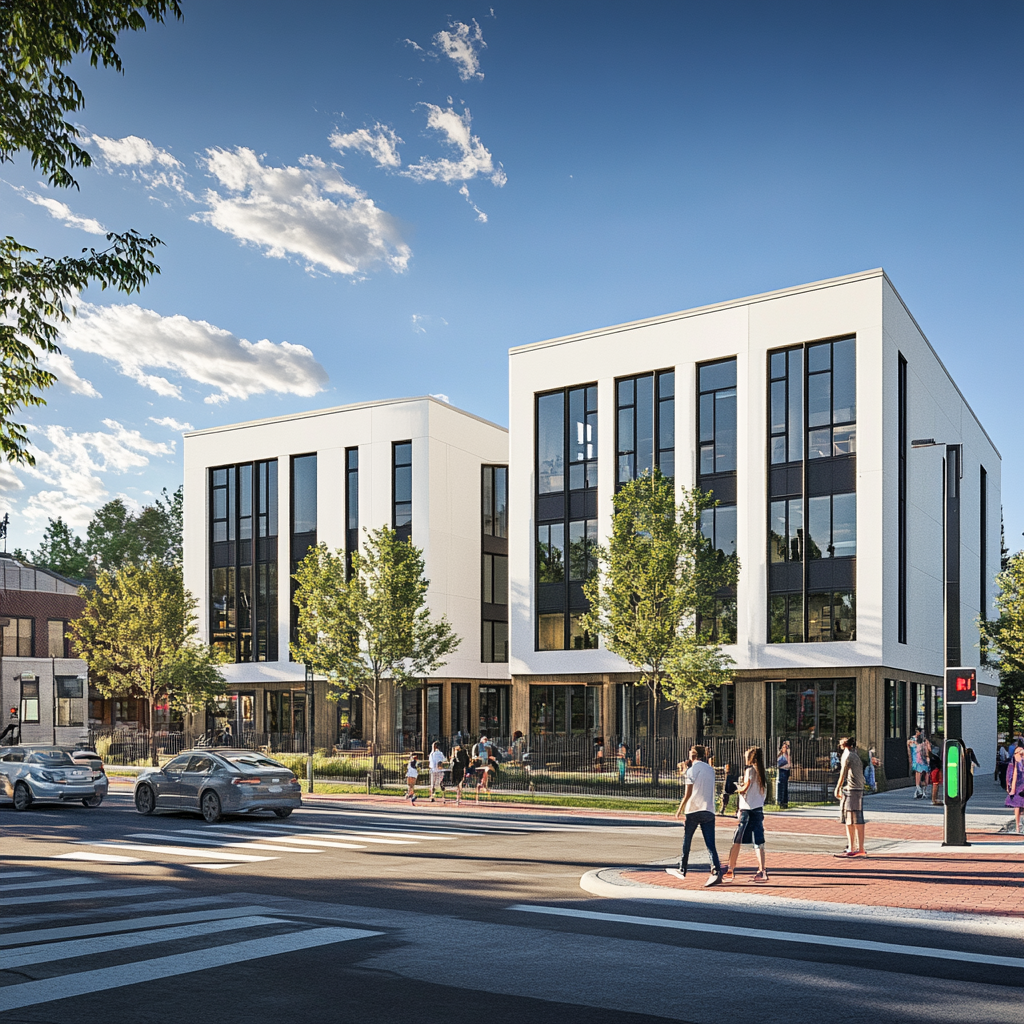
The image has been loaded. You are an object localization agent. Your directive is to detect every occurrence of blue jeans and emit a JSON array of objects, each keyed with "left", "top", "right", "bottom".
[
  {"left": 777, "top": 769, "right": 790, "bottom": 806},
  {"left": 681, "top": 810, "right": 721, "bottom": 873}
]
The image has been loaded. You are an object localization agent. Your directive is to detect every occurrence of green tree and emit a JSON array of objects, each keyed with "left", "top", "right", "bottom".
[
  {"left": 161, "top": 642, "right": 229, "bottom": 748},
  {"left": 981, "top": 549, "right": 1024, "bottom": 739},
  {"left": 86, "top": 486, "right": 182, "bottom": 569},
  {"left": 1, "top": 1, "right": 181, "bottom": 464},
  {"left": 582, "top": 470, "right": 739, "bottom": 783},
  {"left": 30, "top": 516, "right": 90, "bottom": 578},
  {"left": 291, "top": 529, "right": 460, "bottom": 774},
  {"left": 69, "top": 559, "right": 219, "bottom": 765}
]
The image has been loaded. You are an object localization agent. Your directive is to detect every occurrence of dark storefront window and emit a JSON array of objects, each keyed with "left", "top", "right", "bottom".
[
  {"left": 479, "top": 685, "right": 510, "bottom": 737},
  {"left": 529, "top": 684, "right": 600, "bottom": 736},
  {"left": 451, "top": 683, "right": 471, "bottom": 738},
  {"left": 211, "top": 460, "right": 278, "bottom": 663},
  {"left": 702, "top": 683, "right": 735, "bottom": 737},
  {"left": 265, "top": 689, "right": 305, "bottom": 736},
  {"left": 55, "top": 676, "right": 84, "bottom": 727},
  {"left": 337, "top": 691, "right": 363, "bottom": 747},
  {"left": 482, "top": 465, "right": 509, "bottom": 662},
  {"left": 770, "top": 679, "right": 856, "bottom": 740}
]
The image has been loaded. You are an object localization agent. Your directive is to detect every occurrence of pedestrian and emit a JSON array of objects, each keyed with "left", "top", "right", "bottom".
[
  {"left": 428, "top": 741, "right": 446, "bottom": 804},
  {"left": 996, "top": 742, "right": 1009, "bottom": 786},
  {"left": 776, "top": 740, "right": 791, "bottom": 809},
  {"left": 719, "top": 762, "right": 739, "bottom": 815},
  {"left": 450, "top": 741, "right": 470, "bottom": 806},
  {"left": 222, "top": 721, "right": 233, "bottom": 746},
  {"left": 475, "top": 752, "right": 494, "bottom": 802},
  {"left": 404, "top": 753, "right": 419, "bottom": 804},
  {"left": 1005, "top": 744, "right": 1024, "bottom": 834},
  {"left": 594, "top": 736, "right": 605, "bottom": 773},
  {"left": 910, "top": 729, "right": 929, "bottom": 798},
  {"left": 865, "top": 747, "right": 879, "bottom": 793},
  {"left": 668, "top": 745, "right": 723, "bottom": 887},
  {"left": 510, "top": 730, "right": 527, "bottom": 762},
  {"left": 928, "top": 734, "right": 944, "bottom": 805},
  {"left": 618, "top": 740, "right": 629, "bottom": 784},
  {"left": 834, "top": 736, "right": 867, "bottom": 857},
  {"left": 723, "top": 746, "right": 769, "bottom": 884}
]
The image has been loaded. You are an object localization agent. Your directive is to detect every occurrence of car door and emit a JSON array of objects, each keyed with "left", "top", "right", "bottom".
[
  {"left": 0, "top": 749, "right": 25, "bottom": 799},
  {"left": 154, "top": 754, "right": 192, "bottom": 808},
  {"left": 179, "top": 754, "right": 216, "bottom": 811}
]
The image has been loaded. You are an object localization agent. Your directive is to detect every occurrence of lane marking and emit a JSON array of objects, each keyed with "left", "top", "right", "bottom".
[
  {"left": 124, "top": 832, "right": 321, "bottom": 855},
  {"left": 0, "top": 905, "right": 280, "bottom": 947},
  {"left": 508, "top": 905, "right": 1024, "bottom": 969},
  {"left": 75, "top": 842, "right": 274, "bottom": 863},
  {"left": 0, "top": 926, "right": 383, "bottom": 1011},
  {"left": 0, "top": 877, "right": 99, "bottom": 893},
  {"left": 0, "top": 886, "right": 172, "bottom": 907},
  {"left": 56, "top": 852, "right": 143, "bottom": 864},
  {"left": 1, "top": 915, "right": 293, "bottom": 970},
  {"left": 173, "top": 828, "right": 366, "bottom": 850}
]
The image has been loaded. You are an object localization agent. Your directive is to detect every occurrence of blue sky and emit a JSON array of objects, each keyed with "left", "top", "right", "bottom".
[{"left": 2, "top": 1, "right": 1021, "bottom": 552}]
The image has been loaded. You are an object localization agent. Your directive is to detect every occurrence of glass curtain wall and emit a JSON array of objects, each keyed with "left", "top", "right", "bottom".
[
  {"left": 392, "top": 441, "right": 412, "bottom": 543},
  {"left": 481, "top": 465, "right": 509, "bottom": 662},
  {"left": 615, "top": 370, "right": 675, "bottom": 486},
  {"left": 536, "top": 386, "right": 598, "bottom": 650},
  {"left": 768, "top": 338, "right": 857, "bottom": 643},
  {"left": 211, "top": 460, "right": 278, "bottom": 662},
  {"left": 289, "top": 455, "right": 316, "bottom": 654}
]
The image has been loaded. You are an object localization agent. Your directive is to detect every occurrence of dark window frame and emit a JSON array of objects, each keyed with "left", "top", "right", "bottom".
[
  {"left": 898, "top": 353, "right": 908, "bottom": 643},
  {"left": 289, "top": 453, "right": 317, "bottom": 658},
  {"left": 615, "top": 368, "right": 675, "bottom": 489},
  {"left": 345, "top": 447, "right": 359, "bottom": 580},
  {"left": 482, "top": 463, "right": 509, "bottom": 663},
  {"left": 392, "top": 440, "right": 412, "bottom": 543}
]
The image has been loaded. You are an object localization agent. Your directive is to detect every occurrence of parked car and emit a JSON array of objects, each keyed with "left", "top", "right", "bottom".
[
  {"left": 70, "top": 748, "right": 105, "bottom": 773},
  {"left": 133, "top": 748, "right": 302, "bottom": 823},
  {"left": 0, "top": 746, "right": 109, "bottom": 811}
]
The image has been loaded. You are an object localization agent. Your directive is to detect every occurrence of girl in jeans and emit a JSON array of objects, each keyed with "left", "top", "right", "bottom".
[
  {"left": 723, "top": 746, "right": 769, "bottom": 884},
  {"left": 776, "top": 741, "right": 791, "bottom": 809}
]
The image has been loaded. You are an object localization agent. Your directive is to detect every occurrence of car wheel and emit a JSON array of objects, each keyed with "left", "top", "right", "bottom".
[
  {"left": 134, "top": 785, "right": 156, "bottom": 815},
  {"left": 201, "top": 790, "right": 222, "bottom": 823},
  {"left": 13, "top": 781, "right": 33, "bottom": 811},
  {"left": 82, "top": 795, "right": 104, "bottom": 808},
  {"left": 273, "top": 808, "right": 293, "bottom": 818}
]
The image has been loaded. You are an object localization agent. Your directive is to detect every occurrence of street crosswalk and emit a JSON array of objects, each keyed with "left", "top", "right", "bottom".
[
  {"left": 0, "top": 871, "right": 381, "bottom": 1012},
  {"left": 60, "top": 807, "right": 606, "bottom": 869}
]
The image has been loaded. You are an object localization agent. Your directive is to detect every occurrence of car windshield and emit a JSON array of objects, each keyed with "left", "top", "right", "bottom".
[
  {"left": 222, "top": 754, "right": 286, "bottom": 770},
  {"left": 25, "top": 750, "right": 76, "bottom": 766}
]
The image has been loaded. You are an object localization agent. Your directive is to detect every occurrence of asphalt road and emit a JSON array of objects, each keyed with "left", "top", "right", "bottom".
[{"left": 1, "top": 792, "right": 1021, "bottom": 1024}]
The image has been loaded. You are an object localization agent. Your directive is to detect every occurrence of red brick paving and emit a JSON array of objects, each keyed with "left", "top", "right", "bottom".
[{"left": 624, "top": 851, "right": 1024, "bottom": 916}]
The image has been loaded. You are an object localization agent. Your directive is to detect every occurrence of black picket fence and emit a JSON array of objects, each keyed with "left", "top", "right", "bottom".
[{"left": 89, "top": 729, "right": 851, "bottom": 805}]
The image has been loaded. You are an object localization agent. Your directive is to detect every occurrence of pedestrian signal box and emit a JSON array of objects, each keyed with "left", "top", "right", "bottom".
[
  {"left": 8, "top": 706, "right": 16, "bottom": 719},
  {"left": 944, "top": 667, "right": 977, "bottom": 705}
]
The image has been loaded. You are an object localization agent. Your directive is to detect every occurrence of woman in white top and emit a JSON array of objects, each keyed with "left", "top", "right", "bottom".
[
  {"left": 404, "top": 754, "right": 419, "bottom": 804},
  {"left": 428, "top": 741, "right": 447, "bottom": 804},
  {"left": 723, "top": 746, "right": 769, "bottom": 884}
]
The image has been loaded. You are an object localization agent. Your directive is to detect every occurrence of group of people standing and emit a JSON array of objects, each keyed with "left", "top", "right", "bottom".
[
  {"left": 908, "top": 729, "right": 944, "bottom": 803},
  {"left": 671, "top": 736, "right": 871, "bottom": 887},
  {"left": 403, "top": 736, "right": 501, "bottom": 806}
]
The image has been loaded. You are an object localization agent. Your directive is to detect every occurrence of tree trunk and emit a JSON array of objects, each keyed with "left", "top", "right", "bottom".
[
  {"left": 649, "top": 673, "right": 660, "bottom": 788},
  {"left": 148, "top": 685, "right": 158, "bottom": 766},
  {"left": 371, "top": 675, "right": 381, "bottom": 783}
]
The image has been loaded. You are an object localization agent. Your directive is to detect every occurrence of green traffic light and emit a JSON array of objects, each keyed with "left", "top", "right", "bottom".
[{"left": 946, "top": 745, "right": 960, "bottom": 800}]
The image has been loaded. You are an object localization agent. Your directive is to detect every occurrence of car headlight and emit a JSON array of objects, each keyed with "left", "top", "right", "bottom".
[{"left": 38, "top": 771, "right": 56, "bottom": 783}]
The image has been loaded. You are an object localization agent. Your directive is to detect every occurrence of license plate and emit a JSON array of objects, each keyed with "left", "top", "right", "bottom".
[
  {"left": 268, "top": 785, "right": 282, "bottom": 793},
  {"left": 72, "top": 770, "right": 85, "bottom": 776}
]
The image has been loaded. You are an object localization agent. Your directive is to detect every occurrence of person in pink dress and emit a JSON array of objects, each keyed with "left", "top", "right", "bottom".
[{"left": 1005, "top": 745, "right": 1024, "bottom": 834}]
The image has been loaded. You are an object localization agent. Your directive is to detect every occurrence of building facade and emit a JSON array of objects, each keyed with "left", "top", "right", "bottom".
[
  {"left": 0, "top": 554, "right": 89, "bottom": 746},
  {"left": 183, "top": 396, "right": 510, "bottom": 751},
  {"left": 508, "top": 269, "right": 1001, "bottom": 779}
]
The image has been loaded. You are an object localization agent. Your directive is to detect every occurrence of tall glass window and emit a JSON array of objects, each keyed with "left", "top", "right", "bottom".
[
  {"left": 770, "top": 679, "right": 856, "bottom": 739},
  {"left": 768, "top": 338, "right": 856, "bottom": 643},
  {"left": 211, "top": 460, "right": 278, "bottom": 663},
  {"left": 482, "top": 465, "right": 509, "bottom": 663},
  {"left": 290, "top": 454, "right": 317, "bottom": 653},
  {"left": 616, "top": 370, "right": 674, "bottom": 486},
  {"left": 392, "top": 441, "right": 412, "bottom": 543},
  {"left": 535, "top": 386, "right": 598, "bottom": 651},
  {"left": 345, "top": 447, "right": 358, "bottom": 580},
  {"left": 698, "top": 360, "right": 737, "bottom": 475},
  {"left": 898, "top": 353, "right": 908, "bottom": 644},
  {"left": 529, "top": 684, "right": 600, "bottom": 735}
]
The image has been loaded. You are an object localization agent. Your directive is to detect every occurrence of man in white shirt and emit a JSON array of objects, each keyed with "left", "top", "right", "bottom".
[
  {"left": 669, "top": 745, "right": 722, "bottom": 887},
  {"left": 428, "top": 741, "right": 447, "bottom": 804}
]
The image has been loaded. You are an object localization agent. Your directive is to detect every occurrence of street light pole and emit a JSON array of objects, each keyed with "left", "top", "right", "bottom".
[{"left": 304, "top": 663, "right": 314, "bottom": 794}]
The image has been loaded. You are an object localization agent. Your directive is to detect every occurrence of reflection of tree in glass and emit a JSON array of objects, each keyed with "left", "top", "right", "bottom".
[{"left": 537, "top": 524, "right": 564, "bottom": 583}]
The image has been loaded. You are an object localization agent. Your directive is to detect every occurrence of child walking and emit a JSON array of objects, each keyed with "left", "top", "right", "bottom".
[{"left": 404, "top": 753, "right": 419, "bottom": 804}]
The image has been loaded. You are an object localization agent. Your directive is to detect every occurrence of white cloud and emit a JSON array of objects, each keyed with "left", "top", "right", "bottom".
[
  {"left": 20, "top": 421, "right": 173, "bottom": 528},
  {"left": 329, "top": 123, "right": 403, "bottom": 169},
  {"left": 149, "top": 416, "right": 194, "bottom": 432},
  {"left": 60, "top": 300, "right": 329, "bottom": 404},
  {"left": 459, "top": 184, "right": 487, "bottom": 222},
  {"left": 402, "top": 38, "right": 425, "bottom": 53},
  {"left": 434, "top": 20, "right": 486, "bottom": 81},
  {"left": 15, "top": 187, "right": 107, "bottom": 235},
  {"left": 410, "top": 313, "right": 449, "bottom": 334},
  {"left": 40, "top": 351, "right": 101, "bottom": 398},
  {"left": 86, "top": 133, "right": 182, "bottom": 169},
  {"left": 403, "top": 105, "right": 506, "bottom": 187},
  {"left": 193, "top": 147, "right": 410, "bottom": 276}
]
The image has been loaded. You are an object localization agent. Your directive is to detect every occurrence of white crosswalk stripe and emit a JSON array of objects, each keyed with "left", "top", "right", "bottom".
[{"left": 0, "top": 870, "right": 382, "bottom": 1012}]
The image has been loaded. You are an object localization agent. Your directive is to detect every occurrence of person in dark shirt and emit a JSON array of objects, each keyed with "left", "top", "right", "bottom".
[{"left": 720, "top": 762, "right": 739, "bottom": 815}]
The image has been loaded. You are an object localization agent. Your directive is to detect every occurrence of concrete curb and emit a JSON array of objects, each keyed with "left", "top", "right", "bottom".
[{"left": 579, "top": 867, "right": 1023, "bottom": 933}]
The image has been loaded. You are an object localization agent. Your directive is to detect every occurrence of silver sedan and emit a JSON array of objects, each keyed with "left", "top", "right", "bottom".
[
  {"left": 133, "top": 749, "right": 302, "bottom": 823},
  {"left": 0, "top": 746, "right": 109, "bottom": 810}
]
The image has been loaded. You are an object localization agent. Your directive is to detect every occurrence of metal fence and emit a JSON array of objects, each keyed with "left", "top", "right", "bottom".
[{"left": 88, "top": 729, "right": 848, "bottom": 805}]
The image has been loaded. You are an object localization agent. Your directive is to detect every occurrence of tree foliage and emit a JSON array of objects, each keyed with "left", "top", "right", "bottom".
[
  {"left": 30, "top": 515, "right": 90, "bottom": 578},
  {"left": 69, "top": 559, "right": 222, "bottom": 764},
  {"left": 0, "top": 1, "right": 181, "bottom": 464},
  {"left": 291, "top": 529, "right": 460, "bottom": 770},
  {"left": 582, "top": 471, "right": 739, "bottom": 776},
  {"left": 86, "top": 486, "right": 182, "bottom": 569},
  {"left": 981, "top": 549, "right": 1024, "bottom": 737}
]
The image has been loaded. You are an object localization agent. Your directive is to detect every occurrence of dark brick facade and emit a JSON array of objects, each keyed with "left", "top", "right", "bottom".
[{"left": 0, "top": 589, "right": 86, "bottom": 658}]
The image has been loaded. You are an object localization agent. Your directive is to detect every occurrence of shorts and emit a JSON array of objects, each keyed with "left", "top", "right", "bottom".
[
  {"left": 840, "top": 790, "right": 865, "bottom": 825},
  {"left": 732, "top": 807, "right": 765, "bottom": 847},
  {"left": 930, "top": 768, "right": 942, "bottom": 785},
  {"left": 430, "top": 770, "right": 445, "bottom": 788}
]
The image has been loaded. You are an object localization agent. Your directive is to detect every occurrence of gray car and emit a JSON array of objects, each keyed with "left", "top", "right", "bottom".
[
  {"left": 133, "top": 748, "right": 302, "bottom": 823},
  {"left": 0, "top": 745, "right": 109, "bottom": 810}
]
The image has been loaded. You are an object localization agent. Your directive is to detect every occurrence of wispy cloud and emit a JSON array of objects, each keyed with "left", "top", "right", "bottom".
[
  {"left": 15, "top": 187, "right": 107, "bottom": 234},
  {"left": 149, "top": 416, "right": 194, "bottom": 432},
  {"left": 410, "top": 313, "right": 449, "bottom": 334},
  {"left": 403, "top": 104, "right": 506, "bottom": 187},
  {"left": 329, "top": 123, "right": 403, "bottom": 169},
  {"left": 60, "top": 299, "right": 330, "bottom": 404},
  {"left": 84, "top": 133, "right": 189, "bottom": 195},
  {"left": 194, "top": 147, "right": 411, "bottom": 276},
  {"left": 40, "top": 351, "right": 101, "bottom": 398},
  {"left": 459, "top": 184, "right": 487, "bottom": 222},
  {"left": 434, "top": 20, "right": 486, "bottom": 81}
]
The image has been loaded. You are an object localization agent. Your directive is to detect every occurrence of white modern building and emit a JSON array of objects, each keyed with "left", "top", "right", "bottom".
[
  {"left": 182, "top": 396, "right": 510, "bottom": 750},
  {"left": 508, "top": 268, "right": 1000, "bottom": 779}
]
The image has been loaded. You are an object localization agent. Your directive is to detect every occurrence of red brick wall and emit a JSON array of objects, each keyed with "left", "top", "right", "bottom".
[{"left": 0, "top": 589, "right": 87, "bottom": 658}]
